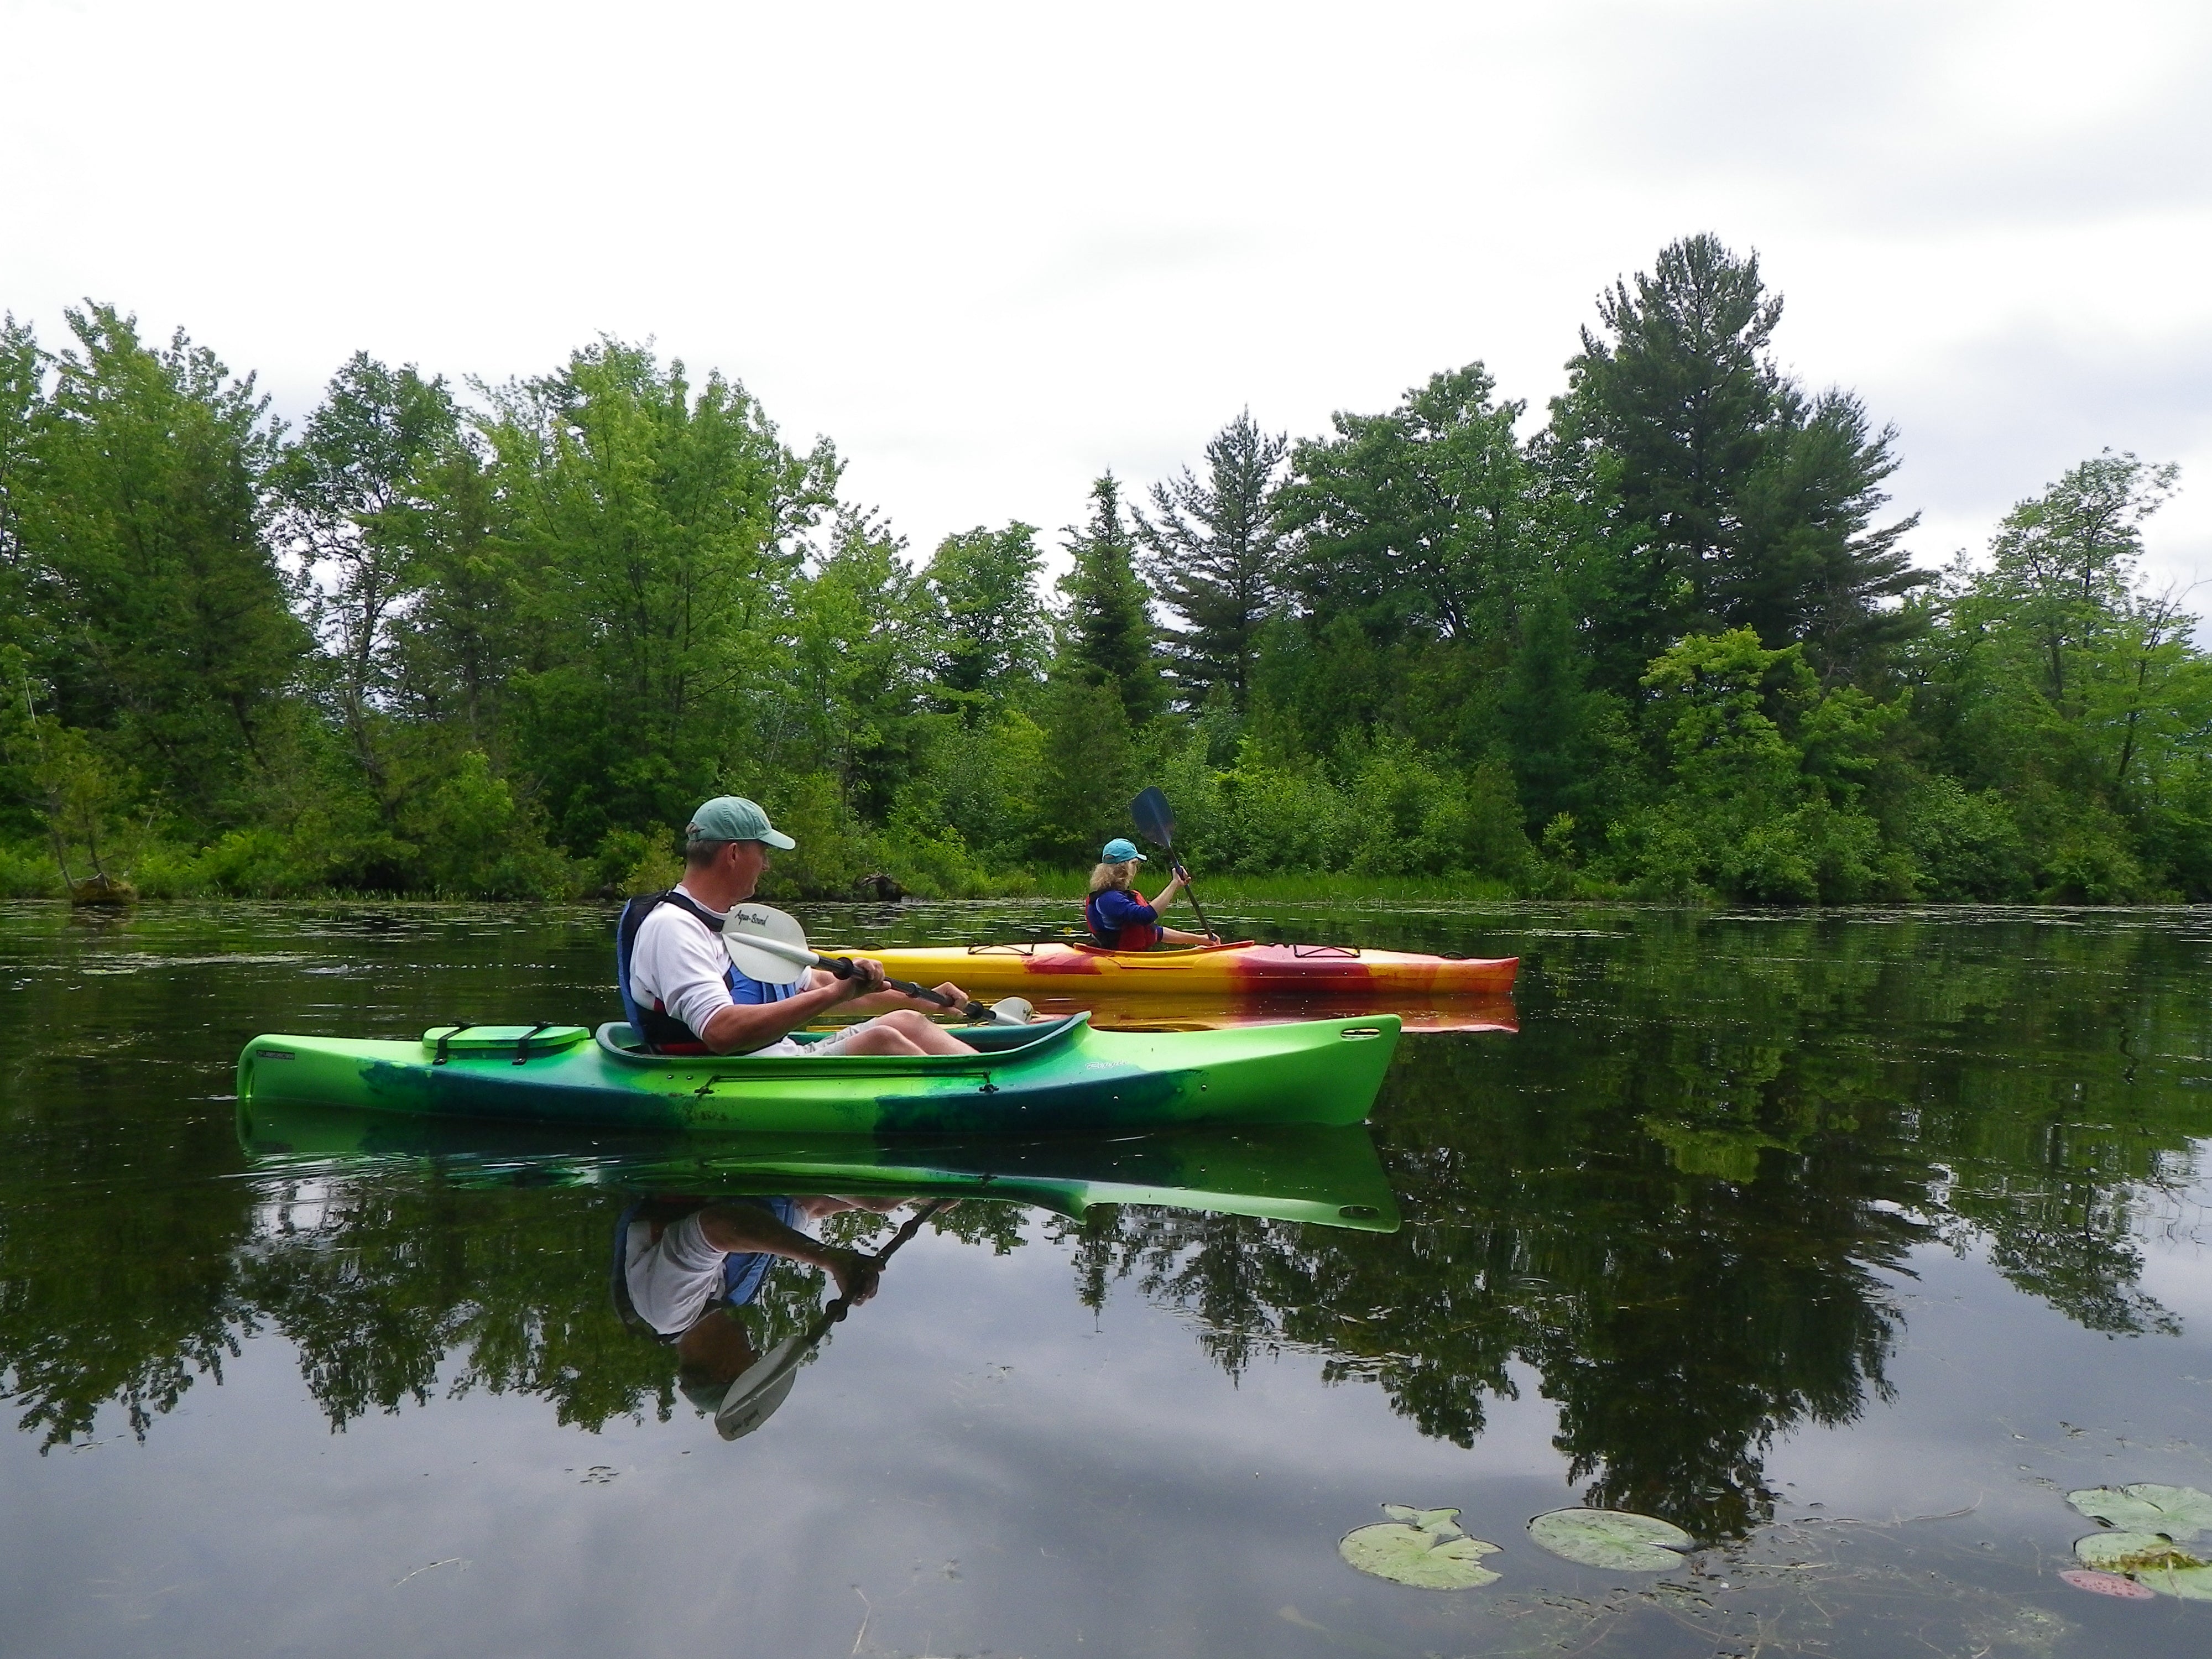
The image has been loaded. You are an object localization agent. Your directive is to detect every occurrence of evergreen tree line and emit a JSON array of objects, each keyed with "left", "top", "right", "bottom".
[{"left": 1, "top": 234, "right": 2202, "bottom": 904}]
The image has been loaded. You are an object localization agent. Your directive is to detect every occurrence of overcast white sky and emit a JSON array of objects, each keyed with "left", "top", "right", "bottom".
[{"left": 4, "top": 0, "right": 2208, "bottom": 591}]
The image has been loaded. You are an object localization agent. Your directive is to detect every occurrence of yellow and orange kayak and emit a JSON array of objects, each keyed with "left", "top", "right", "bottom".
[{"left": 820, "top": 939, "right": 1519, "bottom": 1001}]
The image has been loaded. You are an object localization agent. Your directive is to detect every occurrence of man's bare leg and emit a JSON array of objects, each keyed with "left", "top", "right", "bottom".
[{"left": 839, "top": 1010, "right": 974, "bottom": 1056}]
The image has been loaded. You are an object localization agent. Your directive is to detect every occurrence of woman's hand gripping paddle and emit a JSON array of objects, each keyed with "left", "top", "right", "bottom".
[
  {"left": 1129, "top": 787, "right": 1220, "bottom": 942},
  {"left": 721, "top": 904, "right": 1035, "bottom": 1025},
  {"left": 715, "top": 1196, "right": 951, "bottom": 1441}
]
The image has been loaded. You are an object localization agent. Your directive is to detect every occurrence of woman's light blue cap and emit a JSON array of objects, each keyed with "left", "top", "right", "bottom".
[
  {"left": 688, "top": 796, "right": 796, "bottom": 849},
  {"left": 1101, "top": 838, "right": 1147, "bottom": 863}
]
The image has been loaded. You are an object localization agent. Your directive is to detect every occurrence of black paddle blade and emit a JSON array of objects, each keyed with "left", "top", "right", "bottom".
[{"left": 1130, "top": 787, "right": 1176, "bottom": 849}]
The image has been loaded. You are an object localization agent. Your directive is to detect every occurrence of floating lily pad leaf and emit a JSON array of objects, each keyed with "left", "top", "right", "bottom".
[
  {"left": 2067, "top": 1483, "right": 2212, "bottom": 1540},
  {"left": 2059, "top": 1568, "right": 2156, "bottom": 1599},
  {"left": 1528, "top": 1508, "right": 1694, "bottom": 1572},
  {"left": 1381, "top": 1504, "right": 1465, "bottom": 1532},
  {"left": 2072, "top": 1531, "right": 2212, "bottom": 1598},
  {"left": 1339, "top": 1505, "right": 1502, "bottom": 1590}
]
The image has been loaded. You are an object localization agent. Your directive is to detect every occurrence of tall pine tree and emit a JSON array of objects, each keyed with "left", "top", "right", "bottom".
[
  {"left": 1561, "top": 234, "right": 1922, "bottom": 686},
  {"left": 1056, "top": 472, "right": 1160, "bottom": 724},
  {"left": 1136, "top": 409, "right": 1290, "bottom": 712}
]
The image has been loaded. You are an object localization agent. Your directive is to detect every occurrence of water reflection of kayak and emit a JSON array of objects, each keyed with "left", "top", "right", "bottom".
[
  {"left": 235, "top": 1104, "right": 1402, "bottom": 1233},
  {"left": 820, "top": 940, "right": 1519, "bottom": 999},
  {"left": 235, "top": 1013, "right": 1401, "bottom": 1135},
  {"left": 812, "top": 989, "right": 1519, "bottom": 1035}
]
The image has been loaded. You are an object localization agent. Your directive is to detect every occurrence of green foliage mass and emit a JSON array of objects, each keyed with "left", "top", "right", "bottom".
[{"left": 1, "top": 237, "right": 2204, "bottom": 901}]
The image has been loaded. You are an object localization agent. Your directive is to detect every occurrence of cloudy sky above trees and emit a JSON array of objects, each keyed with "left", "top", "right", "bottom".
[{"left": 4, "top": 0, "right": 2206, "bottom": 588}]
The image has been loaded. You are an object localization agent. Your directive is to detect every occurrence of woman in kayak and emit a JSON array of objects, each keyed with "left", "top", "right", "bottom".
[{"left": 1084, "top": 837, "right": 1215, "bottom": 948}]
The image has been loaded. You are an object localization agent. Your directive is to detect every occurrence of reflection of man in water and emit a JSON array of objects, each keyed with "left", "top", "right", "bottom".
[{"left": 619, "top": 1197, "right": 906, "bottom": 1412}]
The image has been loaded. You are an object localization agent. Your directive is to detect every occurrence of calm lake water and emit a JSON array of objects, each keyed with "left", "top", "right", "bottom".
[{"left": 4, "top": 899, "right": 2210, "bottom": 1657}]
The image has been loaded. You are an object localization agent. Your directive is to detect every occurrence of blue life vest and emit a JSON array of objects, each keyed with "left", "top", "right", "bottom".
[{"left": 1085, "top": 886, "right": 1162, "bottom": 950}]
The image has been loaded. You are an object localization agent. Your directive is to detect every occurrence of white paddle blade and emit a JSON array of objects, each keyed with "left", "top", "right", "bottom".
[
  {"left": 990, "top": 997, "right": 1036, "bottom": 1025},
  {"left": 723, "top": 902, "right": 815, "bottom": 987},
  {"left": 714, "top": 1332, "right": 811, "bottom": 1439}
]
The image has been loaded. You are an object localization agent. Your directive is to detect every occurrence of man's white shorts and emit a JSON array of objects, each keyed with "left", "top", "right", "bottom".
[{"left": 743, "top": 1021, "right": 872, "bottom": 1059}]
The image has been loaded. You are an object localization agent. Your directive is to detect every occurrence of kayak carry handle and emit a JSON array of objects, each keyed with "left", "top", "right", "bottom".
[{"left": 432, "top": 1022, "right": 475, "bottom": 1066}]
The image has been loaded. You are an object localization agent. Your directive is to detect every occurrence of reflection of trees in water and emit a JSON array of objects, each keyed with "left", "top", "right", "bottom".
[
  {"left": 0, "top": 1170, "right": 1037, "bottom": 1452},
  {"left": 1073, "top": 1152, "right": 1914, "bottom": 1542},
  {"left": 1077, "top": 913, "right": 2212, "bottom": 1540},
  {"left": 0, "top": 1180, "right": 250, "bottom": 1450}
]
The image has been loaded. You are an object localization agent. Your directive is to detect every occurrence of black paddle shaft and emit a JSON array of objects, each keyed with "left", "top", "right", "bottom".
[
  {"left": 816, "top": 954, "right": 989, "bottom": 1022},
  {"left": 1129, "top": 787, "right": 1219, "bottom": 941},
  {"left": 825, "top": 1197, "right": 950, "bottom": 1323}
]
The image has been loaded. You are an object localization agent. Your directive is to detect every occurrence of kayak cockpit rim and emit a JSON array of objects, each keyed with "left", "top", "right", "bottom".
[{"left": 591, "top": 1011, "right": 1091, "bottom": 1068}]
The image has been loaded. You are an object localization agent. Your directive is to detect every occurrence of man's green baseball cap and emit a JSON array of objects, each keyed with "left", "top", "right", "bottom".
[{"left": 686, "top": 796, "right": 795, "bottom": 849}]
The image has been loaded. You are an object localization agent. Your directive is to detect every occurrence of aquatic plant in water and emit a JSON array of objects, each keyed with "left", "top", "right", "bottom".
[
  {"left": 2067, "top": 1483, "right": 2212, "bottom": 1536},
  {"left": 1338, "top": 1505, "right": 1503, "bottom": 1589},
  {"left": 1527, "top": 1508, "right": 1694, "bottom": 1572},
  {"left": 2058, "top": 1567, "right": 2157, "bottom": 1599},
  {"left": 2067, "top": 1483, "right": 2212, "bottom": 1599}
]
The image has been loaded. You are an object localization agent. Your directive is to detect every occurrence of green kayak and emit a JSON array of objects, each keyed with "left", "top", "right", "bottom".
[
  {"left": 234, "top": 1011, "right": 1401, "bottom": 1134},
  {"left": 236, "top": 1103, "right": 1401, "bottom": 1232}
]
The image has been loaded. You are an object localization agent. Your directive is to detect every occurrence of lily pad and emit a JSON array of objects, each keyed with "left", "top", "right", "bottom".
[
  {"left": 2067, "top": 1483, "right": 2212, "bottom": 1540},
  {"left": 2073, "top": 1531, "right": 2212, "bottom": 1599},
  {"left": 2058, "top": 1568, "right": 2157, "bottom": 1599},
  {"left": 1527, "top": 1507, "right": 1694, "bottom": 1572},
  {"left": 1339, "top": 1505, "right": 1502, "bottom": 1590}
]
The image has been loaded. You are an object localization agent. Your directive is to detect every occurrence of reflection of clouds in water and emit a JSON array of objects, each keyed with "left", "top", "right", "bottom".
[
  {"left": 2130, "top": 1154, "right": 2212, "bottom": 1324},
  {"left": 249, "top": 1178, "right": 353, "bottom": 1238}
]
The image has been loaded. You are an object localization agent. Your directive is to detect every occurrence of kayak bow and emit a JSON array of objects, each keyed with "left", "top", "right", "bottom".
[{"left": 235, "top": 1012, "right": 1401, "bottom": 1134}]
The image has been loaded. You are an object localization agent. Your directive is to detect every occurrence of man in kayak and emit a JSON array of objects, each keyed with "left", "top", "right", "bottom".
[
  {"left": 1084, "top": 837, "right": 1217, "bottom": 948},
  {"left": 619, "top": 796, "right": 977, "bottom": 1056}
]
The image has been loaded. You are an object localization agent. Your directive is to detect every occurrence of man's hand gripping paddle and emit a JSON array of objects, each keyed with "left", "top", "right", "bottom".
[
  {"left": 1129, "top": 787, "right": 1219, "bottom": 943},
  {"left": 722, "top": 904, "right": 1034, "bottom": 1025},
  {"left": 715, "top": 1196, "right": 951, "bottom": 1441}
]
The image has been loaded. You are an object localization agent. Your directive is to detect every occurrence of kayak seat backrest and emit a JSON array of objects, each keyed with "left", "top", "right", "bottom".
[{"left": 614, "top": 896, "right": 657, "bottom": 1031}]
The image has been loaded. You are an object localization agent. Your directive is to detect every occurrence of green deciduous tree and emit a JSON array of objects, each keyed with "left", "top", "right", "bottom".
[
  {"left": 1034, "top": 675, "right": 1139, "bottom": 864},
  {"left": 275, "top": 353, "right": 464, "bottom": 817},
  {"left": 924, "top": 520, "right": 1049, "bottom": 717},
  {"left": 784, "top": 511, "right": 939, "bottom": 821},
  {"left": 18, "top": 304, "right": 305, "bottom": 830},
  {"left": 1279, "top": 364, "right": 1533, "bottom": 650},
  {"left": 481, "top": 339, "right": 837, "bottom": 853},
  {"left": 1610, "top": 628, "right": 1899, "bottom": 903},
  {"left": 1922, "top": 452, "right": 2208, "bottom": 899}
]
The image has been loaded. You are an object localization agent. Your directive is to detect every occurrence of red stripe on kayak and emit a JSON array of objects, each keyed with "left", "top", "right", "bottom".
[{"left": 1021, "top": 952, "right": 1105, "bottom": 976}]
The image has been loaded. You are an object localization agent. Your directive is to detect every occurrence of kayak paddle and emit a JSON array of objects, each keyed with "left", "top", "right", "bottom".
[
  {"left": 716, "top": 1196, "right": 950, "bottom": 1441},
  {"left": 722, "top": 903, "right": 1035, "bottom": 1026},
  {"left": 1128, "top": 787, "right": 1219, "bottom": 942}
]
